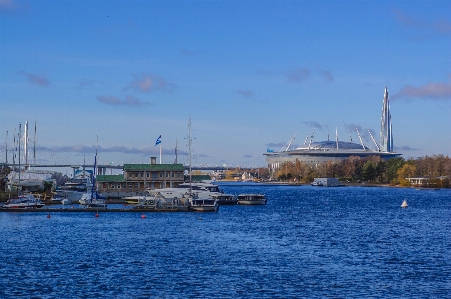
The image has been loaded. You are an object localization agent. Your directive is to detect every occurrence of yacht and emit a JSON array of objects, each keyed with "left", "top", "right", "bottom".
[{"left": 2, "top": 194, "right": 45, "bottom": 209}]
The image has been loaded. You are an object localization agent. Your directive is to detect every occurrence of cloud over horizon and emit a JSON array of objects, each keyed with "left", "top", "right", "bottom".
[
  {"left": 44, "top": 144, "right": 184, "bottom": 156},
  {"left": 392, "top": 80, "right": 451, "bottom": 100},
  {"left": 96, "top": 95, "right": 151, "bottom": 106},
  {"left": 18, "top": 71, "right": 49, "bottom": 86},
  {"left": 123, "top": 73, "right": 177, "bottom": 93}
]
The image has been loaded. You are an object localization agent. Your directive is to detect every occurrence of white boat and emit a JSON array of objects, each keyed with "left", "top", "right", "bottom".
[
  {"left": 56, "top": 176, "right": 93, "bottom": 203},
  {"left": 237, "top": 194, "right": 267, "bottom": 205},
  {"left": 190, "top": 198, "right": 218, "bottom": 212},
  {"left": 311, "top": 181, "right": 323, "bottom": 186},
  {"left": 3, "top": 194, "right": 45, "bottom": 209}
]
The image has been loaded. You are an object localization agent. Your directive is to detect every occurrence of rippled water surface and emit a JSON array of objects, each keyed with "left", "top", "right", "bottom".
[{"left": 1, "top": 184, "right": 450, "bottom": 298}]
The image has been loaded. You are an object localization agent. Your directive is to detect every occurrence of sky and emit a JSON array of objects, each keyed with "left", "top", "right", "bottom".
[{"left": 0, "top": 0, "right": 450, "bottom": 169}]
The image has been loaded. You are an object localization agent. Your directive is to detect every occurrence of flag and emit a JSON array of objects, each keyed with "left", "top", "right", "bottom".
[{"left": 155, "top": 135, "right": 161, "bottom": 146}]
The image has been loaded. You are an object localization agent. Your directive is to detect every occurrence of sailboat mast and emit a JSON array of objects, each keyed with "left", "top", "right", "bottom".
[
  {"left": 5, "top": 131, "right": 7, "bottom": 165},
  {"left": 174, "top": 138, "right": 178, "bottom": 164},
  {"left": 23, "top": 120, "right": 28, "bottom": 167},
  {"left": 18, "top": 123, "right": 21, "bottom": 195},
  {"left": 188, "top": 119, "right": 192, "bottom": 194},
  {"left": 33, "top": 121, "right": 36, "bottom": 167}
]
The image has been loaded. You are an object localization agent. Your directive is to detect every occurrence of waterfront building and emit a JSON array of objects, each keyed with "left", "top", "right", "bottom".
[
  {"left": 264, "top": 87, "right": 402, "bottom": 170},
  {"left": 96, "top": 157, "right": 185, "bottom": 198}
]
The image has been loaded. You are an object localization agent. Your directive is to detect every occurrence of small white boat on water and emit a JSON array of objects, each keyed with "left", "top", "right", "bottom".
[
  {"left": 237, "top": 194, "right": 267, "bottom": 205},
  {"left": 401, "top": 199, "right": 408, "bottom": 208},
  {"left": 3, "top": 194, "right": 45, "bottom": 209}
]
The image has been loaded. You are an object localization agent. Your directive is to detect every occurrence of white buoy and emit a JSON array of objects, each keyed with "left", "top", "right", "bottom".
[{"left": 401, "top": 199, "right": 408, "bottom": 208}]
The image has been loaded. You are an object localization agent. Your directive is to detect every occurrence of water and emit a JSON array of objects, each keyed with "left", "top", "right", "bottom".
[{"left": 1, "top": 184, "right": 450, "bottom": 298}]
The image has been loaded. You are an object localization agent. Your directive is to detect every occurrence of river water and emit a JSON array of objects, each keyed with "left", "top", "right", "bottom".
[{"left": 1, "top": 184, "right": 450, "bottom": 298}]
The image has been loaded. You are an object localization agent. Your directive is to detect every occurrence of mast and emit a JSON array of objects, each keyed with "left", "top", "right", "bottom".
[
  {"left": 18, "top": 123, "right": 21, "bottom": 195},
  {"left": 348, "top": 130, "right": 353, "bottom": 142},
  {"left": 5, "top": 131, "right": 7, "bottom": 164},
  {"left": 308, "top": 129, "right": 315, "bottom": 150},
  {"left": 283, "top": 131, "right": 297, "bottom": 151},
  {"left": 303, "top": 133, "right": 309, "bottom": 146},
  {"left": 368, "top": 129, "right": 380, "bottom": 151},
  {"left": 13, "top": 128, "right": 16, "bottom": 168},
  {"left": 335, "top": 127, "right": 339, "bottom": 150},
  {"left": 33, "top": 121, "right": 36, "bottom": 167},
  {"left": 356, "top": 128, "right": 366, "bottom": 150},
  {"left": 24, "top": 120, "right": 28, "bottom": 167},
  {"left": 187, "top": 119, "right": 192, "bottom": 194},
  {"left": 174, "top": 138, "right": 178, "bottom": 164}
]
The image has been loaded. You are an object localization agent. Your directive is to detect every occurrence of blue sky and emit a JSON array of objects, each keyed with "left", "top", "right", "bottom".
[{"left": 1, "top": 0, "right": 450, "bottom": 168}]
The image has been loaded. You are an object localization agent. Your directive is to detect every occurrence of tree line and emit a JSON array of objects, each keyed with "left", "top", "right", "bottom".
[{"left": 273, "top": 155, "right": 451, "bottom": 188}]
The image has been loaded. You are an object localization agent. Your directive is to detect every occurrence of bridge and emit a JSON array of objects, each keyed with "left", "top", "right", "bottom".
[{"left": 2, "top": 163, "right": 259, "bottom": 174}]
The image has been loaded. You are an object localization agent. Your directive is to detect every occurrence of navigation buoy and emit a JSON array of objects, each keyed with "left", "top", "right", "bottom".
[
  {"left": 95, "top": 211, "right": 99, "bottom": 217},
  {"left": 47, "top": 213, "right": 51, "bottom": 218},
  {"left": 141, "top": 214, "right": 146, "bottom": 219},
  {"left": 401, "top": 199, "right": 408, "bottom": 208}
]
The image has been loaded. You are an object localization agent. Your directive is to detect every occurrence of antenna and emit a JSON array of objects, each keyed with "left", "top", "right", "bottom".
[
  {"left": 356, "top": 128, "right": 366, "bottom": 150},
  {"left": 348, "top": 130, "right": 353, "bottom": 142},
  {"left": 368, "top": 129, "right": 380, "bottom": 151}
]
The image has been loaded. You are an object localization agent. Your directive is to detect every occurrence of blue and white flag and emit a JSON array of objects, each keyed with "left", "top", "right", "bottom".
[{"left": 155, "top": 135, "right": 162, "bottom": 146}]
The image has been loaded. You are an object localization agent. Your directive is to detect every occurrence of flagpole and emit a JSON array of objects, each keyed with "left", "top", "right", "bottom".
[{"left": 159, "top": 144, "right": 162, "bottom": 164}]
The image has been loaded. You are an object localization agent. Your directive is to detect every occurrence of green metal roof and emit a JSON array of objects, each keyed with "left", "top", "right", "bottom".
[
  {"left": 123, "top": 163, "right": 185, "bottom": 171},
  {"left": 96, "top": 174, "right": 125, "bottom": 182}
]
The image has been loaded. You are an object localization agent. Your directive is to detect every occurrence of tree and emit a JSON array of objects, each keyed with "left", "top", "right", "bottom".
[{"left": 397, "top": 164, "right": 417, "bottom": 186}]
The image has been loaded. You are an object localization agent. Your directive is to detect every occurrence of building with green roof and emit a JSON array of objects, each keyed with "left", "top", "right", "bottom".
[{"left": 96, "top": 158, "right": 185, "bottom": 198}]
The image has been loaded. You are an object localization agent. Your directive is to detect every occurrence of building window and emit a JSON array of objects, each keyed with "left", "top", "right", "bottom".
[
  {"left": 129, "top": 184, "right": 132, "bottom": 189},
  {"left": 135, "top": 183, "right": 139, "bottom": 188},
  {"left": 117, "top": 184, "right": 121, "bottom": 189},
  {"left": 140, "top": 172, "right": 144, "bottom": 177},
  {"left": 152, "top": 172, "right": 157, "bottom": 179},
  {"left": 128, "top": 172, "right": 132, "bottom": 178},
  {"left": 110, "top": 183, "right": 115, "bottom": 188},
  {"left": 177, "top": 172, "right": 181, "bottom": 178},
  {"left": 146, "top": 172, "right": 150, "bottom": 178},
  {"left": 159, "top": 172, "right": 163, "bottom": 178},
  {"left": 171, "top": 172, "right": 175, "bottom": 178},
  {"left": 166, "top": 172, "right": 169, "bottom": 178}
]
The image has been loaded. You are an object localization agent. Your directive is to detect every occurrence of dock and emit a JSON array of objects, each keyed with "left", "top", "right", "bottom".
[{"left": 0, "top": 207, "right": 190, "bottom": 213}]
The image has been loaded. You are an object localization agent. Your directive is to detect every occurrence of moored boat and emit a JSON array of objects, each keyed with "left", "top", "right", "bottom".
[
  {"left": 190, "top": 198, "right": 218, "bottom": 212},
  {"left": 3, "top": 194, "right": 45, "bottom": 209},
  {"left": 237, "top": 194, "right": 267, "bottom": 205}
]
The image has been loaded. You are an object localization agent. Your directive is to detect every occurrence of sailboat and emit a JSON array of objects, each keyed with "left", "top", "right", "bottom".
[
  {"left": 3, "top": 123, "right": 45, "bottom": 209},
  {"left": 185, "top": 119, "right": 218, "bottom": 212},
  {"left": 79, "top": 140, "right": 107, "bottom": 208}
]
